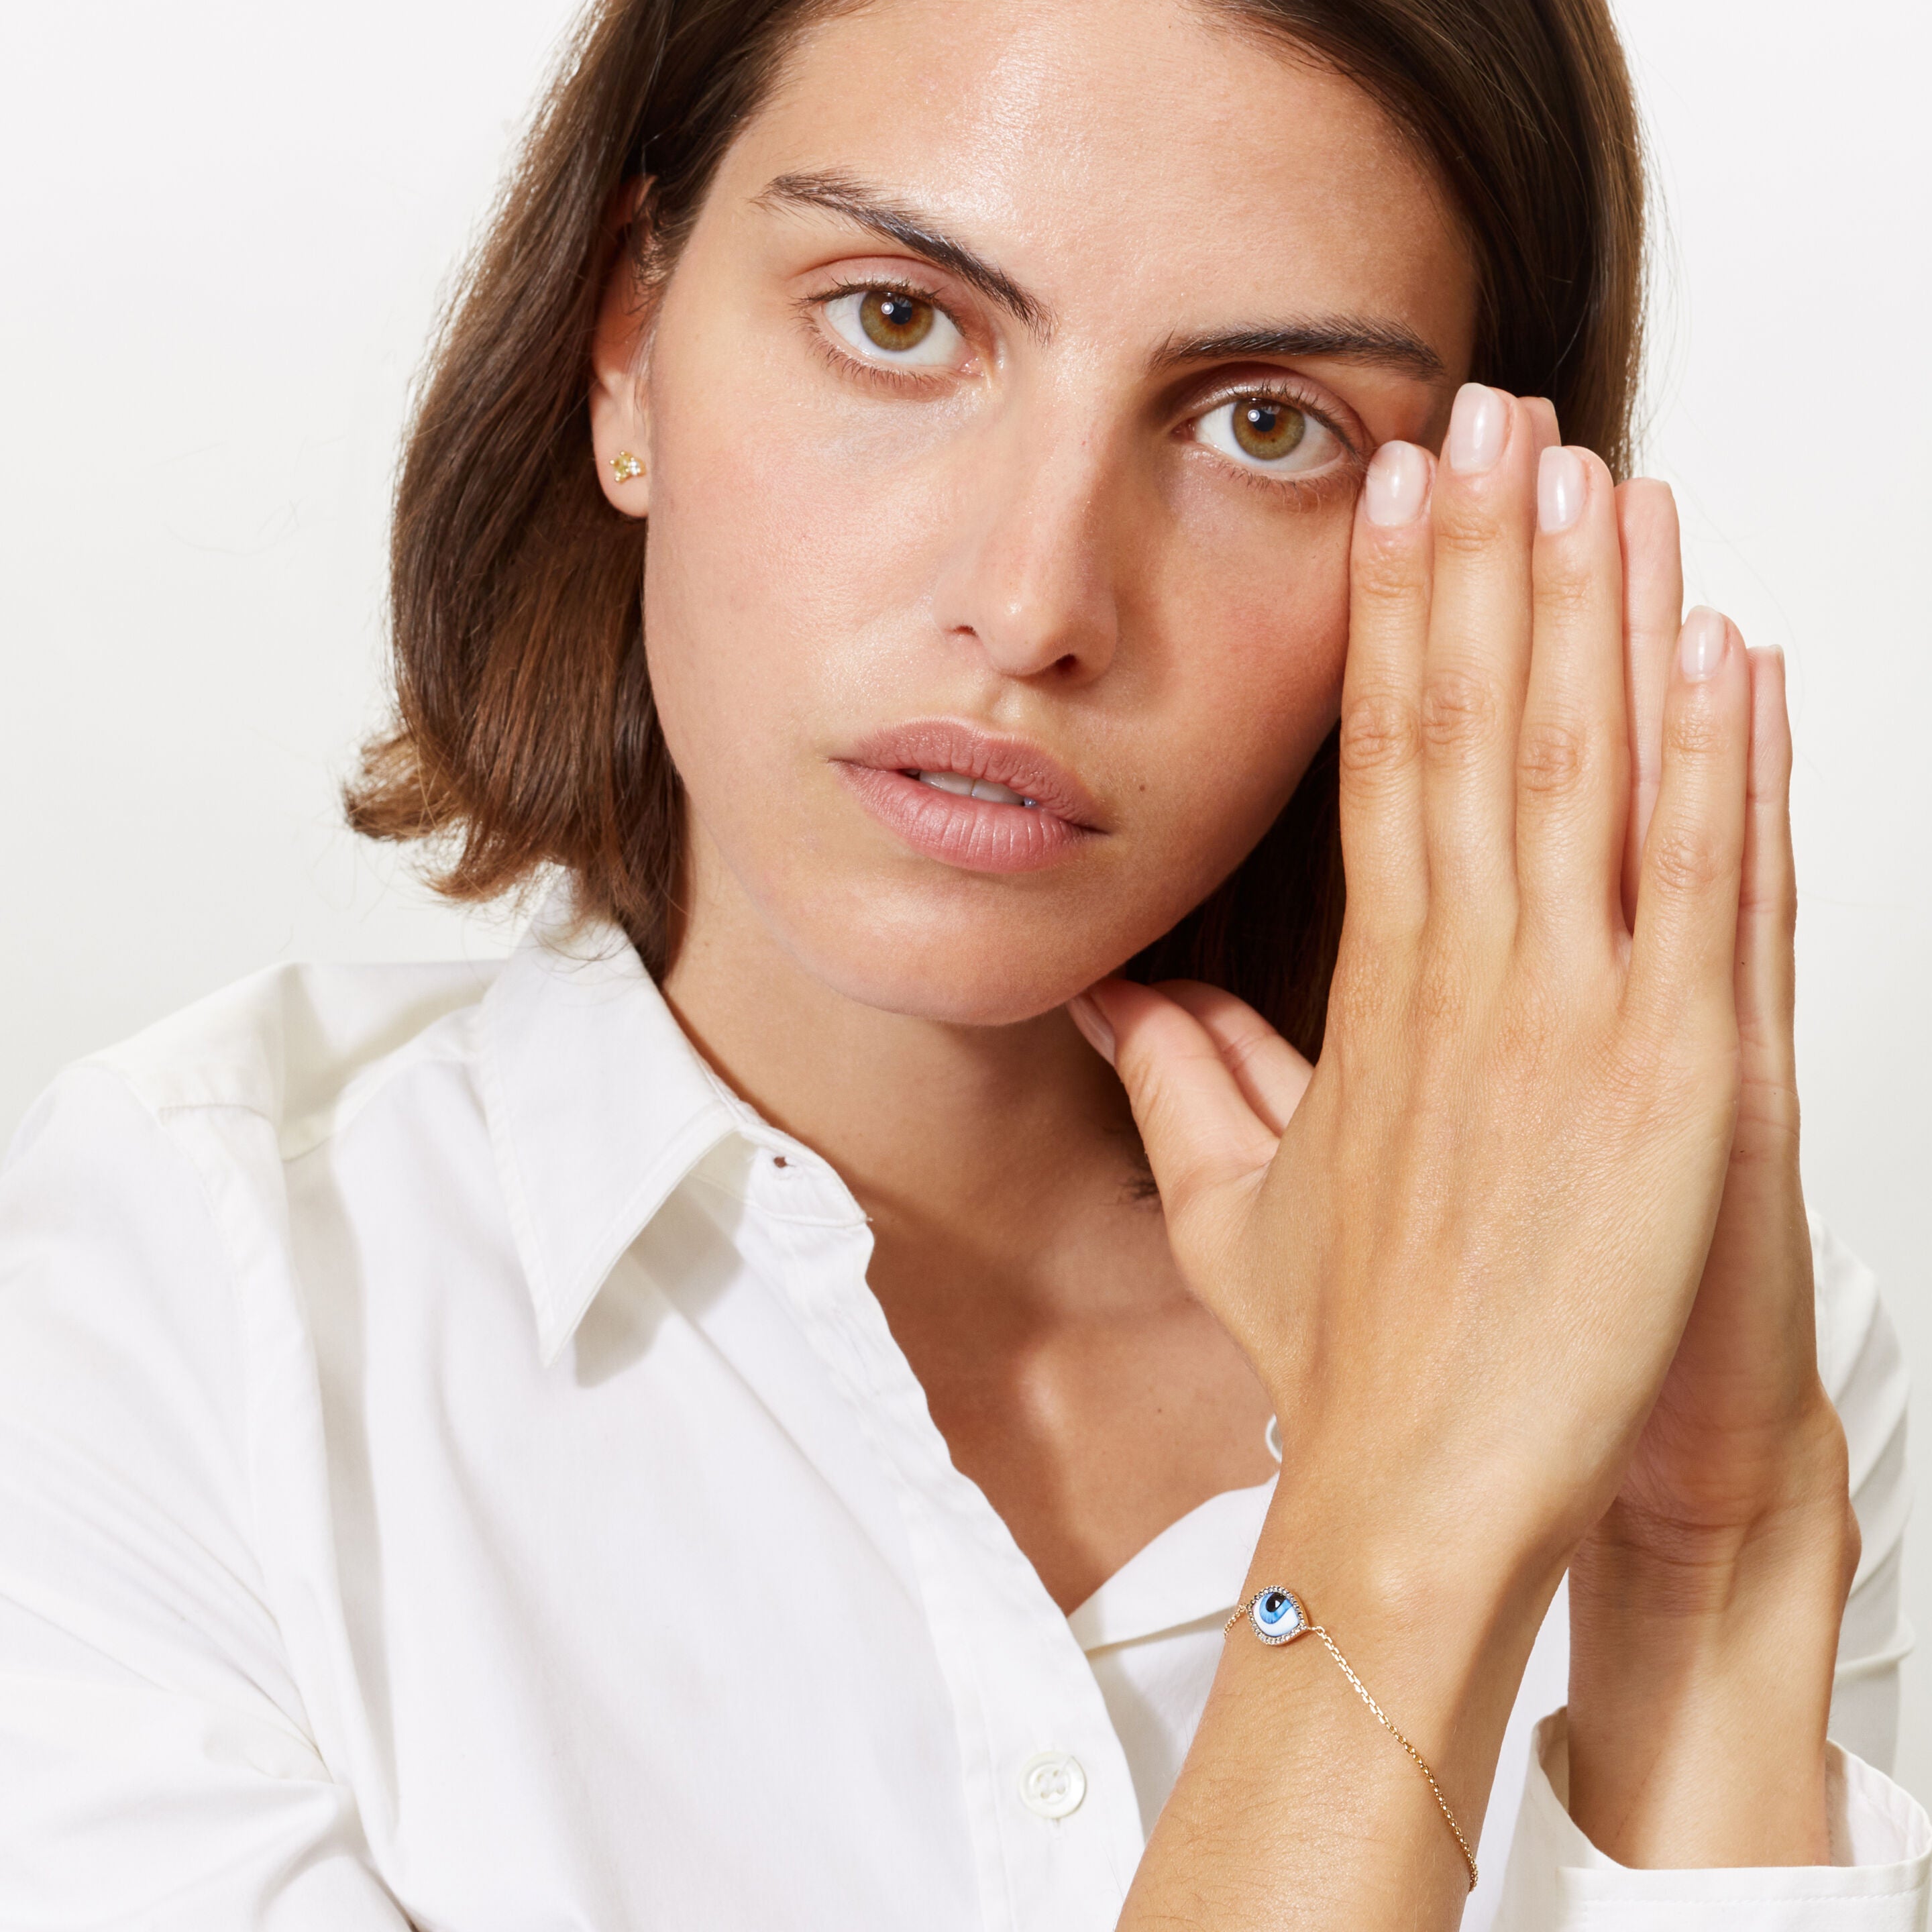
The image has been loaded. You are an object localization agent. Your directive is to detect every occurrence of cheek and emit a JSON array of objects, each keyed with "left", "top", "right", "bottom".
[
  {"left": 638, "top": 362, "right": 961, "bottom": 777},
  {"left": 641, "top": 268, "right": 975, "bottom": 642},
  {"left": 1128, "top": 498, "right": 1352, "bottom": 879}
]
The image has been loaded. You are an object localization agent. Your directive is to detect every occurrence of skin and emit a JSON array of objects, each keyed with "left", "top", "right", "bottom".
[{"left": 584, "top": 0, "right": 1854, "bottom": 1913}]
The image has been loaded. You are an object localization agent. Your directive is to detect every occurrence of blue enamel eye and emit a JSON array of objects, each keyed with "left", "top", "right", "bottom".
[{"left": 1250, "top": 1587, "right": 1307, "bottom": 1646}]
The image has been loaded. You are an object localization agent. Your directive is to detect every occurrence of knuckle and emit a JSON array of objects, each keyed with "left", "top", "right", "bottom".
[
  {"left": 1420, "top": 666, "right": 1505, "bottom": 757},
  {"left": 1738, "top": 875, "right": 1797, "bottom": 942},
  {"left": 1516, "top": 715, "right": 1591, "bottom": 798},
  {"left": 1494, "top": 979, "right": 1591, "bottom": 1076},
  {"left": 1666, "top": 700, "right": 1729, "bottom": 762},
  {"left": 1430, "top": 506, "right": 1503, "bottom": 562},
  {"left": 1124, "top": 1073, "right": 1197, "bottom": 1177},
  {"left": 1325, "top": 942, "right": 1405, "bottom": 1038},
  {"left": 1322, "top": 972, "right": 1376, "bottom": 1043},
  {"left": 1532, "top": 567, "right": 1597, "bottom": 624},
  {"left": 1351, "top": 543, "right": 1427, "bottom": 606},
  {"left": 1411, "top": 941, "right": 1476, "bottom": 1032},
  {"left": 1338, "top": 689, "right": 1421, "bottom": 783},
  {"left": 1645, "top": 822, "right": 1733, "bottom": 900}
]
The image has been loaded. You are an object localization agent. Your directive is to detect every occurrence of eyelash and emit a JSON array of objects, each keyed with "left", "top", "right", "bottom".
[
  {"left": 1183, "top": 383, "right": 1365, "bottom": 505},
  {"left": 804, "top": 278, "right": 971, "bottom": 395},
  {"left": 802, "top": 278, "right": 1366, "bottom": 503}
]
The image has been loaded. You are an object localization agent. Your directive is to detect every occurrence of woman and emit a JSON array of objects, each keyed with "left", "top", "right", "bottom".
[{"left": 0, "top": 0, "right": 1921, "bottom": 1925}]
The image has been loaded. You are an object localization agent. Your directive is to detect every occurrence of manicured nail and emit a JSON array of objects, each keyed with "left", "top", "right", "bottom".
[
  {"left": 1446, "top": 383, "right": 1507, "bottom": 474},
  {"left": 1678, "top": 606, "right": 1728, "bottom": 682},
  {"left": 1537, "top": 446, "right": 1585, "bottom": 532},
  {"left": 1068, "top": 993, "right": 1115, "bottom": 1066},
  {"left": 1363, "top": 441, "right": 1430, "bottom": 526}
]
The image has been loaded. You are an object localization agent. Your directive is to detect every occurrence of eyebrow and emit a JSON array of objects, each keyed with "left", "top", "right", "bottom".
[
  {"left": 1155, "top": 322, "right": 1446, "bottom": 384},
  {"left": 756, "top": 172, "right": 1446, "bottom": 384},
  {"left": 757, "top": 171, "right": 1051, "bottom": 333}
]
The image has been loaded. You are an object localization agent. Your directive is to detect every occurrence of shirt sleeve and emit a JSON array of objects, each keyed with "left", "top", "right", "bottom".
[
  {"left": 1817, "top": 1220, "right": 1915, "bottom": 1772},
  {"left": 1497, "top": 1717, "right": 1930, "bottom": 1929},
  {"left": 1490, "top": 1220, "right": 1928, "bottom": 1929},
  {"left": 0, "top": 1070, "right": 410, "bottom": 1931}
]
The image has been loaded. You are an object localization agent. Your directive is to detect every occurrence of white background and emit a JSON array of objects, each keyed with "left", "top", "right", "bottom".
[{"left": 2, "top": 0, "right": 1927, "bottom": 1805}]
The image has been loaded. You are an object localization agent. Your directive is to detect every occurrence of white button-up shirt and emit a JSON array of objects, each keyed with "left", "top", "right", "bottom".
[{"left": 0, "top": 912, "right": 1924, "bottom": 1931}]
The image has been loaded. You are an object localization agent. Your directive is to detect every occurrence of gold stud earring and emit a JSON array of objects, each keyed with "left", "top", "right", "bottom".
[{"left": 609, "top": 449, "right": 645, "bottom": 484}]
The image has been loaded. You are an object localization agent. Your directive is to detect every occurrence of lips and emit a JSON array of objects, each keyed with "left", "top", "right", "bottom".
[{"left": 834, "top": 721, "right": 1104, "bottom": 874}]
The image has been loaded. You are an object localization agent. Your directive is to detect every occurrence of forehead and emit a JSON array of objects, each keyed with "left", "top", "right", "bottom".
[{"left": 725, "top": 0, "right": 1475, "bottom": 369}]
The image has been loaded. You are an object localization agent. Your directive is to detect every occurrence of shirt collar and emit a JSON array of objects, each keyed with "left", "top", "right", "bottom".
[
  {"left": 479, "top": 892, "right": 1280, "bottom": 1648},
  {"left": 478, "top": 890, "right": 750, "bottom": 1366}
]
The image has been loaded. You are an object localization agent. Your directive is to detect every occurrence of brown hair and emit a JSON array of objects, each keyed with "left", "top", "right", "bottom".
[{"left": 348, "top": 0, "right": 1645, "bottom": 1059}]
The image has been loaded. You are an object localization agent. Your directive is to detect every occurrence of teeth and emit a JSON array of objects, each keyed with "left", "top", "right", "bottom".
[
  {"left": 913, "top": 771, "right": 1038, "bottom": 808},
  {"left": 970, "top": 778, "right": 1026, "bottom": 806}
]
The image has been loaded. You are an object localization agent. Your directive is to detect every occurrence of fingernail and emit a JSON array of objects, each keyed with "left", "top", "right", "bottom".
[
  {"left": 1678, "top": 606, "right": 1729, "bottom": 682},
  {"left": 1446, "top": 382, "right": 1507, "bottom": 474},
  {"left": 1363, "top": 441, "right": 1430, "bottom": 526},
  {"left": 1068, "top": 993, "right": 1115, "bottom": 1066},
  {"left": 1537, "top": 446, "right": 1585, "bottom": 532}
]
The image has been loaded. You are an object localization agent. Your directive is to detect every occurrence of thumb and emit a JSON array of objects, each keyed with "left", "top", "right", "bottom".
[
  {"left": 1071, "top": 979, "right": 1281, "bottom": 1227},
  {"left": 1158, "top": 979, "right": 1314, "bottom": 1137}
]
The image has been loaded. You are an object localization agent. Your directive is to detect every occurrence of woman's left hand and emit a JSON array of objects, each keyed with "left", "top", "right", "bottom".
[{"left": 1564, "top": 480, "right": 1857, "bottom": 1867}]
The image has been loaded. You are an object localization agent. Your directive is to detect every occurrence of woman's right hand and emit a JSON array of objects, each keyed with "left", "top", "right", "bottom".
[{"left": 1079, "top": 384, "right": 1758, "bottom": 1923}]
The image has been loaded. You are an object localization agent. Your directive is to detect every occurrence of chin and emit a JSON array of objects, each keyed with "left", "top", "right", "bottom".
[
  {"left": 814, "top": 969, "right": 1091, "bottom": 1028},
  {"left": 751, "top": 868, "right": 1208, "bottom": 1028}
]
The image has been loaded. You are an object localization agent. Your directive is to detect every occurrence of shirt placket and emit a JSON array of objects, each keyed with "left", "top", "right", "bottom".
[{"left": 745, "top": 1144, "right": 1147, "bottom": 1932}]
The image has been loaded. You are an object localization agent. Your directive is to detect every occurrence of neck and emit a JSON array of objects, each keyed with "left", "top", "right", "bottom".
[{"left": 657, "top": 824, "right": 1278, "bottom": 1615}]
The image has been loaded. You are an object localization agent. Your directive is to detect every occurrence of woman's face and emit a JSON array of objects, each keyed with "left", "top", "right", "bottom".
[{"left": 594, "top": 0, "right": 1475, "bottom": 1024}]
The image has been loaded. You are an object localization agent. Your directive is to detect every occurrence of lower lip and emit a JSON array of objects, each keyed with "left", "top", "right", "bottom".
[{"left": 836, "top": 765, "right": 1095, "bottom": 873}]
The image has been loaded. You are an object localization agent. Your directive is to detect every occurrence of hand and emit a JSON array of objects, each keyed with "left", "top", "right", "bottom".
[
  {"left": 1564, "top": 484, "right": 1855, "bottom": 1866},
  {"left": 1088, "top": 386, "right": 1761, "bottom": 1924},
  {"left": 1083, "top": 389, "right": 1753, "bottom": 1590}
]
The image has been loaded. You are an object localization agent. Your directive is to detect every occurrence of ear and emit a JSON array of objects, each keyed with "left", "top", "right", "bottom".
[{"left": 589, "top": 178, "right": 659, "bottom": 520}]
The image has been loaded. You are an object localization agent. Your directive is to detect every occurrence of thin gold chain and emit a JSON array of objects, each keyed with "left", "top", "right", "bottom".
[{"left": 1226, "top": 1591, "right": 1479, "bottom": 1892}]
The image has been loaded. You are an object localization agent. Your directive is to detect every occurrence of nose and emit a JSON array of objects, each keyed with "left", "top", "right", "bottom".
[{"left": 930, "top": 404, "right": 1123, "bottom": 685}]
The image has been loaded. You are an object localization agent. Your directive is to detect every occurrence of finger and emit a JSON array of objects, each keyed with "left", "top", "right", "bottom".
[
  {"left": 1626, "top": 608, "right": 1752, "bottom": 1034},
  {"left": 1158, "top": 979, "right": 1314, "bottom": 1136},
  {"left": 1073, "top": 981, "right": 1279, "bottom": 1222},
  {"left": 1422, "top": 385, "right": 1542, "bottom": 927},
  {"left": 1616, "top": 480, "right": 1684, "bottom": 922},
  {"left": 1737, "top": 646, "right": 1798, "bottom": 1099},
  {"left": 1515, "top": 445, "right": 1627, "bottom": 952},
  {"left": 1523, "top": 396, "right": 1560, "bottom": 458},
  {"left": 1340, "top": 440, "right": 1435, "bottom": 938}
]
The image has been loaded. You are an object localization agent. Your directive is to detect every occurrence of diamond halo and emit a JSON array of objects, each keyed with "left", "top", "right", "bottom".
[{"left": 1249, "top": 1587, "right": 1308, "bottom": 1646}]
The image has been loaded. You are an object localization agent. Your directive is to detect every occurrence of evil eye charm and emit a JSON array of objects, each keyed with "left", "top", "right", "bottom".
[{"left": 1250, "top": 1587, "right": 1307, "bottom": 1646}]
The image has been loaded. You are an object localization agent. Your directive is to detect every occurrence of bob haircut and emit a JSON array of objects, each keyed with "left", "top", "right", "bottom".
[{"left": 348, "top": 0, "right": 1645, "bottom": 1062}]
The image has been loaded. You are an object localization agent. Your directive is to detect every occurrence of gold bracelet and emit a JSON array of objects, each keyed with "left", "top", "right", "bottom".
[{"left": 1224, "top": 1587, "right": 1479, "bottom": 1892}]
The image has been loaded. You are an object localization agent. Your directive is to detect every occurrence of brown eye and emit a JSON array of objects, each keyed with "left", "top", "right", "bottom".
[
  {"left": 1196, "top": 392, "right": 1340, "bottom": 478},
  {"left": 1230, "top": 397, "right": 1307, "bottom": 462},
  {"left": 824, "top": 288, "right": 965, "bottom": 371},
  {"left": 858, "top": 290, "right": 936, "bottom": 352}
]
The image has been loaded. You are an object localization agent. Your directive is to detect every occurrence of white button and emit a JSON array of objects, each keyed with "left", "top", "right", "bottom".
[{"left": 1018, "top": 1750, "right": 1086, "bottom": 1819}]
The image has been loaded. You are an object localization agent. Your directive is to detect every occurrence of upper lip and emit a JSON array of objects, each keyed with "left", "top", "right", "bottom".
[{"left": 838, "top": 720, "right": 1106, "bottom": 829}]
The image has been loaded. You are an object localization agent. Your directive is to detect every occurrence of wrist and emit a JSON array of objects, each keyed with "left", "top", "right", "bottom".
[
  {"left": 1129, "top": 1481, "right": 1558, "bottom": 1931},
  {"left": 1246, "top": 1477, "right": 1564, "bottom": 1835},
  {"left": 1567, "top": 1418, "right": 1856, "bottom": 1867},
  {"left": 1574, "top": 1389, "right": 1856, "bottom": 1646}
]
